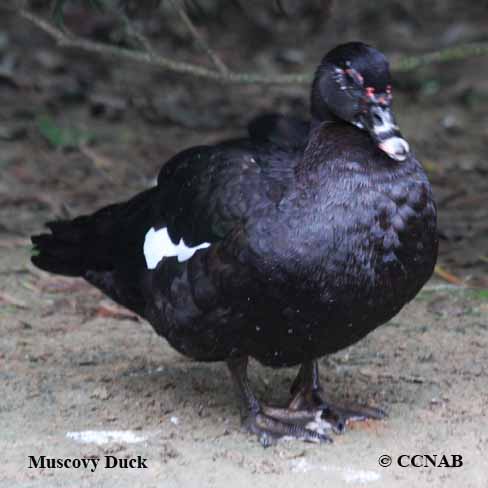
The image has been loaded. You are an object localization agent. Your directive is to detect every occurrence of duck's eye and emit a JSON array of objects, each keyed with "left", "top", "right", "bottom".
[
  {"left": 333, "top": 68, "right": 349, "bottom": 91},
  {"left": 333, "top": 67, "right": 364, "bottom": 95}
]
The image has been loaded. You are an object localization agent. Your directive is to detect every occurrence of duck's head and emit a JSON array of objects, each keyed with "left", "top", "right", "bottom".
[{"left": 311, "top": 42, "right": 410, "bottom": 161}]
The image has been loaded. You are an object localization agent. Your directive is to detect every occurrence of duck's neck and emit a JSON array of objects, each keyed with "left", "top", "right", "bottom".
[
  {"left": 310, "top": 106, "right": 340, "bottom": 131},
  {"left": 296, "top": 121, "right": 333, "bottom": 178}
]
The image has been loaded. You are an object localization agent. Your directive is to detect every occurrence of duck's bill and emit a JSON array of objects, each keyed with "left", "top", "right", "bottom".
[
  {"left": 356, "top": 104, "right": 410, "bottom": 161},
  {"left": 378, "top": 136, "right": 410, "bottom": 162}
]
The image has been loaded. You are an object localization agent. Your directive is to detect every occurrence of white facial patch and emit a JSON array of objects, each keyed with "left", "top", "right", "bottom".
[
  {"left": 143, "top": 227, "right": 210, "bottom": 269},
  {"left": 373, "top": 109, "right": 399, "bottom": 136}
]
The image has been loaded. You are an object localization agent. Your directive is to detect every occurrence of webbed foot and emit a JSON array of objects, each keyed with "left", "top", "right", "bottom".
[
  {"left": 243, "top": 410, "right": 332, "bottom": 447},
  {"left": 289, "top": 360, "right": 386, "bottom": 433},
  {"left": 227, "top": 356, "right": 384, "bottom": 446}
]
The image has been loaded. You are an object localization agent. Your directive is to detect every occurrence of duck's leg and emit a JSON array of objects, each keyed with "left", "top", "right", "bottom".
[
  {"left": 227, "top": 356, "right": 332, "bottom": 446},
  {"left": 288, "top": 360, "right": 386, "bottom": 433}
]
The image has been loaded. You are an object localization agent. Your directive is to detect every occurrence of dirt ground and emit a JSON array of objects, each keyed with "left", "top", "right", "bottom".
[{"left": 1, "top": 3, "right": 488, "bottom": 487}]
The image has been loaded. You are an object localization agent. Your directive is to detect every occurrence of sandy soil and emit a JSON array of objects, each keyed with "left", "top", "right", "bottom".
[
  {"left": 1, "top": 3, "right": 488, "bottom": 487},
  {"left": 2, "top": 247, "right": 488, "bottom": 487}
]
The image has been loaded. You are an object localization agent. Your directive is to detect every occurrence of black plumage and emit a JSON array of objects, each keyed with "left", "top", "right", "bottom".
[{"left": 32, "top": 42, "right": 438, "bottom": 445}]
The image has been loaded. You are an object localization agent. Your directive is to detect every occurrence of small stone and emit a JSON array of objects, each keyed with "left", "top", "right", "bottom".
[
  {"left": 91, "top": 386, "right": 111, "bottom": 400},
  {"left": 276, "top": 48, "right": 305, "bottom": 65},
  {"left": 441, "top": 114, "right": 463, "bottom": 134},
  {"left": 36, "top": 50, "right": 65, "bottom": 72},
  {"left": 0, "top": 124, "right": 27, "bottom": 141}
]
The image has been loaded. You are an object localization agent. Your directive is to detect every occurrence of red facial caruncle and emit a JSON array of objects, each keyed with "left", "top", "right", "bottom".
[{"left": 364, "top": 84, "right": 392, "bottom": 105}]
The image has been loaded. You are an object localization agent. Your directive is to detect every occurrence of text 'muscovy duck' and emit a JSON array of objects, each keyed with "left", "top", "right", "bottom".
[{"left": 32, "top": 42, "right": 438, "bottom": 446}]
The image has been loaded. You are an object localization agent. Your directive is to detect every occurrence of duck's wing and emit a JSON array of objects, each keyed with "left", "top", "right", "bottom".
[
  {"left": 247, "top": 113, "right": 309, "bottom": 149},
  {"left": 156, "top": 140, "right": 296, "bottom": 249},
  {"left": 31, "top": 139, "right": 295, "bottom": 325}
]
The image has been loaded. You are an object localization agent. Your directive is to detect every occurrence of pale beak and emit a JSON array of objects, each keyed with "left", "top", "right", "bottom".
[{"left": 361, "top": 104, "right": 410, "bottom": 161}]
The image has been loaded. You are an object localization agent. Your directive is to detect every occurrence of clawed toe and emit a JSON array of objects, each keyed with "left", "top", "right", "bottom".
[
  {"left": 243, "top": 411, "right": 333, "bottom": 447},
  {"left": 228, "top": 357, "right": 384, "bottom": 447},
  {"left": 288, "top": 361, "right": 385, "bottom": 435},
  {"left": 319, "top": 404, "right": 386, "bottom": 434}
]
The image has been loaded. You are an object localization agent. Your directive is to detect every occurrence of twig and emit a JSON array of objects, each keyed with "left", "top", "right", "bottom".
[
  {"left": 422, "top": 284, "right": 463, "bottom": 292},
  {"left": 18, "top": 9, "right": 239, "bottom": 82},
  {"left": 16, "top": 8, "right": 488, "bottom": 85},
  {"left": 434, "top": 265, "right": 465, "bottom": 286},
  {"left": 167, "top": 0, "right": 230, "bottom": 75},
  {"left": 0, "top": 291, "right": 29, "bottom": 309},
  {"left": 359, "top": 368, "right": 427, "bottom": 384},
  {"left": 394, "top": 42, "right": 488, "bottom": 72},
  {"left": 110, "top": 7, "right": 158, "bottom": 57}
]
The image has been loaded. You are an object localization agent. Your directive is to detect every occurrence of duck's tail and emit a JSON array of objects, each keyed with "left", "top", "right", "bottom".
[
  {"left": 31, "top": 188, "right": 160, "bottom": 316},
  {"left": 31, "top": 188, "right": 158, "bottom": 277},
  {"left": 31, "top": 216, "right": 111, "bottom": 277}
]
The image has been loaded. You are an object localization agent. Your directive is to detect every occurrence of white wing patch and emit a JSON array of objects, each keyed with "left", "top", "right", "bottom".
[{"left": 143, "top": 227, "right": 211, "bottom": 269}]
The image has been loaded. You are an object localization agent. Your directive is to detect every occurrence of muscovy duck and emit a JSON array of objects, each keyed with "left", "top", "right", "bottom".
[{"left": 32, "top": 42, "right": 438, "bottom": 446}]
